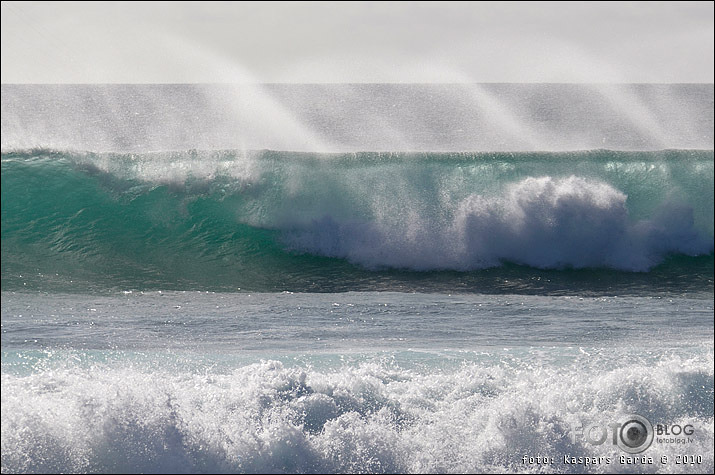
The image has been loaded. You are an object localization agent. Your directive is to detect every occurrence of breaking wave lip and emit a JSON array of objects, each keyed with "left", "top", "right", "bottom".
[
  {"left": 286, "top": 175, "right": 712, "bottom": 272},
  {"left": 1, "top": 349, "right": 713, "bottom": 474},
  {"left": 1, "top": 148, "right": 713, "bottom": 288}
]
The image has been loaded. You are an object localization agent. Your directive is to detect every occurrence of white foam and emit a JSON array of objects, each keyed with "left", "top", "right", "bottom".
[
  {"left": 287, "top": 176, "right": 713, "bottom": 271},
  {"left": 1, "top": 350, "right": 713, "bottom": 473}
]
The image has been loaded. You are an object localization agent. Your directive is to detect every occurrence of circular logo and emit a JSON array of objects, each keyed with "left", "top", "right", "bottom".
[{"left": 617, "top": 415, "right": 653, "bottom": 454}]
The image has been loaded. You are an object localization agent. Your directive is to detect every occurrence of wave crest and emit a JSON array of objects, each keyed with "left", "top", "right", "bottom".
[{"left": 289, "top": 176, "right": 712, "bottom": 271}]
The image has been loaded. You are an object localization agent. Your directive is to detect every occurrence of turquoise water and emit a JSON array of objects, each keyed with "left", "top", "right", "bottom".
[
  {"left": 2, "top": 149, "right": 713, "bottom": 294},
  {"left": 1, "top": 84, "right": 713, "bottom": 473}
]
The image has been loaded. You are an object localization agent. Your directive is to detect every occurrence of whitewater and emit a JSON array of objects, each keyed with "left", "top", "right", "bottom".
[
  {"left": 1, "top": 83, "right": 713, "bottom": 474},
  {"left": 2, "top": 291, "right": 713, "bottom": 473}
]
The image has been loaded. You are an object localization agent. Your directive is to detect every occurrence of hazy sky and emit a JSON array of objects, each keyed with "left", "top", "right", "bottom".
[{"left": 1, "top": 1, "right": 713, "bottom": 83}]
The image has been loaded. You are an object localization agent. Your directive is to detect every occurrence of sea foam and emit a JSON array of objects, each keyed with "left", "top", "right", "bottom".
[{"left": 1, "top": 349, "right": 712, "bottom": 473}]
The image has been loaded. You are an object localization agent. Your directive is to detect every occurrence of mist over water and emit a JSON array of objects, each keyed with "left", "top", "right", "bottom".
[{"left": 1, "top": 83, "right": 713, "bottom": 152}]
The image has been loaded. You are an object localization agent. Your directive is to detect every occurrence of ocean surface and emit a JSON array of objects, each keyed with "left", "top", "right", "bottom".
[{"left": 1, "top": 84, "right": 713, "bottom": 473}]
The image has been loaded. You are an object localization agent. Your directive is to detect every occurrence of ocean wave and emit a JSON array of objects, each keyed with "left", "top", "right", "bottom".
[{"left": 1, "top": 149, "right": 713, "bottom": 291}]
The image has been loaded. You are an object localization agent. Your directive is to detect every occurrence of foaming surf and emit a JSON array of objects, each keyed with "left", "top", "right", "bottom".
[
  {"left": 290, "top": 174, "right": 710, "bottom": 271},
  {"left": 1, "top": 348, "right": 712, "bottom": 474}
]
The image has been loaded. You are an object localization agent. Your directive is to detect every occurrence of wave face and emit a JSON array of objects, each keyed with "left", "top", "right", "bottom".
[
  {"left": 1, "top": 348, "right": 713, "bottom": 474},
  {"left": 2, "top": 149, "right": 713, "bottom": 293}
]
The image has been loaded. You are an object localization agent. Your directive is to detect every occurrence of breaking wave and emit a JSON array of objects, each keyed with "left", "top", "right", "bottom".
[{"left": 1, "top": 148, "right": 713, "bottom": 291}]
